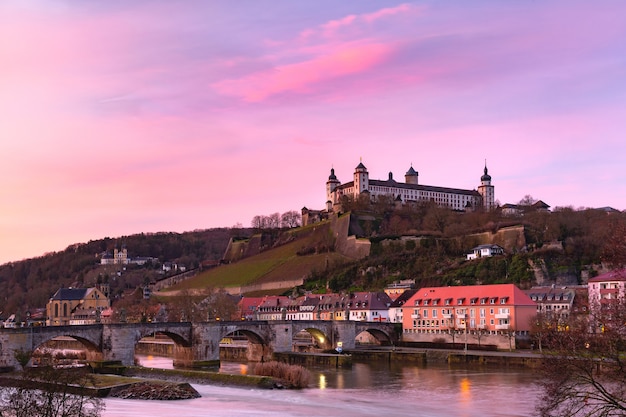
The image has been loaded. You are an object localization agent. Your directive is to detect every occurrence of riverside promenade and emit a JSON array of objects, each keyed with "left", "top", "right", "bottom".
[{"left": 348, "top": 345, "right": 544, "bottom": 368}]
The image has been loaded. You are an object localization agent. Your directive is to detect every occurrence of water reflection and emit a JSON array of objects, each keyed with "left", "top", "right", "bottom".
[{"left": 126, "top": 355, "right": 540, "bottom": 417}]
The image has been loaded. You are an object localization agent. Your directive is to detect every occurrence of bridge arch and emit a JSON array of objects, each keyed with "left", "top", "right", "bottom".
[
  {"left": 32, "top": 335, "right": 103, "bottom": 366},
  {"left": 355, "top": 323, "right": 396, "bottom": 346},
  {"left": 290, "top": 322, "right": 334, "bottom": 351},
  {"left": 217, "top": 324, "right": 272, "bottom": 363}
]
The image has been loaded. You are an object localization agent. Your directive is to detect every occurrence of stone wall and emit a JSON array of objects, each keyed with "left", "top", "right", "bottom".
[
  {"left": 224, "top": 278, "right": 304, "bottom": 296},
  {"left": 402, "top": 330, "right": 517, "bottom": 350},
  {"left": 331, "top": 213, "right": 371, "bottom": 259}
]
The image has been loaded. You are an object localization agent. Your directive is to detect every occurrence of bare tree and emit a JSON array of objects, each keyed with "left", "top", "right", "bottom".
[
  {"left": 267, "top": 212, "right": 281, "bottom": 228},
  {"left": 250, "top": 215, "right": 266, "bottom": 229},
  {"left": 602, "top": 219, "right": 626, "bottom": 269},
  {"left": 518, "top": 194, "right": 537, "bottom": 206},
  {"left": 0, "top": 365, "right": 104, "bottom": 417},
  {"left": 536, "top": 298, "right": 626, "bottom": 417},
  {"left": 281, "top": 211, "right": 301, "bottom": 228},
  {"left": 198, "top": 288, "right": 239, "bottom": 321}
]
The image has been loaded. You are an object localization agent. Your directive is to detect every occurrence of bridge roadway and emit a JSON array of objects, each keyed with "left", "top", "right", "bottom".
[{"left": 0, "top": 320, "right": 396, "bottom": 368}]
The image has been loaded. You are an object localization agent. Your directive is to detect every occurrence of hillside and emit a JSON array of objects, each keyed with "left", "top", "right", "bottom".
[
  {"left": 0, "top": 228, "right": 244, "bottom": 317},
  {"left": 162, "top": 221, "right": 352, "bottom": 296},
  {"left": 1, "top": 203, "right": 625, "bottom": 320},
  {"left": 162, "top": 206, "right": 625, "bottom": 298}
]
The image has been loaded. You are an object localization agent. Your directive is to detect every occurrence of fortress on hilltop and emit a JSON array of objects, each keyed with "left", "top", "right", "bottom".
[{"left": 303, "top": 160, "right": 495, "bottom": 226}]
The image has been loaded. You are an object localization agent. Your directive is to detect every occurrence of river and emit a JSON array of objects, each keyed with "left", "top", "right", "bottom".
[{"left": 103, "top": 355, "right": 540, "bottom": 416}]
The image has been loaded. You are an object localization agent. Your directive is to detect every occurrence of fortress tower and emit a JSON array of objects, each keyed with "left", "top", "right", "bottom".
[{"left": 477, "top": 163, "right": 495, "bottom": 210}]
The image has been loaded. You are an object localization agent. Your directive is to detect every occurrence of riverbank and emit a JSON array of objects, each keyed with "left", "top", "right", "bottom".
[{"left": 349, "top": 346, "right": 544, "bottom": 368}]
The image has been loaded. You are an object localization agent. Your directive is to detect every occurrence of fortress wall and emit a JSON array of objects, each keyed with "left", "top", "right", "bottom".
[
  {"left": 224, "top": 278, "right": 305, "bottom": 296},
  {"left": 331, "top": 213, "right": 371, "bottom": 259}
]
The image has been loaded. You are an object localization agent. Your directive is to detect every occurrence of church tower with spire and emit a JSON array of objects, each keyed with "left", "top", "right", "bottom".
[
  {"left": 326, "top": 168, "right": 340, "bottom": 211},
  {"left": 477, "top": 162, "right": 495, "bottom": 210}
]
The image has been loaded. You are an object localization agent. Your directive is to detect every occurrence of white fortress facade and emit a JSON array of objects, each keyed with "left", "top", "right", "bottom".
[{"left": 325, "top": 160, "right": 495, "bottom": 213}]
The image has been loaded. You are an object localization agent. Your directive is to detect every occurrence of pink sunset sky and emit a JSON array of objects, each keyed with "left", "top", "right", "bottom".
[{"left": 1, "top": 1, "right": 625, "bottom": 264}]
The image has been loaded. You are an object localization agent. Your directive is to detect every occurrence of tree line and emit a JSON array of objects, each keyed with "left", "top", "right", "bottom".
[{"left": 250, "top": 210, "right": 301, "bottom": 229}]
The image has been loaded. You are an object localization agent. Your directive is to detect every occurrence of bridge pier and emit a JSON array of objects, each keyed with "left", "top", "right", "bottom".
[
  {"left": 188, "top": 323, "right": 222, "bottom": 367},
  {"left": 332, "top": 321, "right": 357, "bottom": 350},
  {"left": 0, "top": 331, "right": 32, "bottom": 369},
  {"left": 102, "top": 324, "right": 137, "bottom": 366}
]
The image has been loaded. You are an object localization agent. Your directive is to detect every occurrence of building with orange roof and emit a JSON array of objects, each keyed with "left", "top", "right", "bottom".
[{"left": 402, "top": 284, "right": 536, "bottom": 349}]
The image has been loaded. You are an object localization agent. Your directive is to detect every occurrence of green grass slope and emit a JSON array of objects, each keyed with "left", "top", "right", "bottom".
[{"left": 165, "top": 222, "right": 351, "bottom": 294}]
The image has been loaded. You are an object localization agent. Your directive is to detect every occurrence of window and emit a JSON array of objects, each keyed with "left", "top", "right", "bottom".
[
  {"left": 432, "top": 310, "right": 438, "bottom": 318},
  {"left": 423, "top": 310, "right": 428, "bottom": 318}
]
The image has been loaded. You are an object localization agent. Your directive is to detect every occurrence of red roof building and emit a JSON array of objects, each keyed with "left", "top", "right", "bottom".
[{"left": 402, "top": 284, "right": 536, "bottom": 349}]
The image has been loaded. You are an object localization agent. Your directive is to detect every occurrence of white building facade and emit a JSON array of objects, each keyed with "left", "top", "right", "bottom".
[{"left": 325, "top": 161, "right": 495, "bottom": 213}]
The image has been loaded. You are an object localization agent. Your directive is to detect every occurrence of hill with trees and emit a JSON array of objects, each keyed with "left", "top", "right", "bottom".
[
  {"left": 1, "top": 201, "right": 624, "bottom": 322},
  {"left": 164, "top": 202, "right": 624, "bottom": 299},
  {"left": 0, "top": 228, "right": 245, "bottom": 319}
]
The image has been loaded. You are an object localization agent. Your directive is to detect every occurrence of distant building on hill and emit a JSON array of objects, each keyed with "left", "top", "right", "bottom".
[
  {"left": 100, "top": 245, "right": 156, "bottom": 266},
  {"left": 303, "top": 160, "right": 495, "bottom": 226},
  {"left": 501, "top": 200, "right": 551, "bottom": 216},
  {"left": 466, "top": 244, "right": 505, "bottom": 260}
]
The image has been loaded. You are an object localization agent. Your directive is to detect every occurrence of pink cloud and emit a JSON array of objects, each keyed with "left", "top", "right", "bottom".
[
  {"left": 298, "top": 3, "right": 419, "bottom": 41},
  {"left": 321, "top": 14, "right": 357, "bottom": 33},
  {"left": 213, "top": 42, "right": 394, "bottom": 102},
  {"left": 362, "top": 3, "right": 414, "bottom": 23}
]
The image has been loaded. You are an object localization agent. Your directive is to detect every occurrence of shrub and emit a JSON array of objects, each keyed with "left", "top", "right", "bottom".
[{"left": 252, "top": 361, "right": 311, "bottom": 389}]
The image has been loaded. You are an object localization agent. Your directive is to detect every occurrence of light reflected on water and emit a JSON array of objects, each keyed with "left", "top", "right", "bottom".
[
  {"left": 459, "top": 376, "right": 472, "bottom": 411},
  {"left": 319, "top": 374, "right": 327, "bottom": 390},
  {"left": 124, "top": 356, "right": 541, "bottom": 417}
]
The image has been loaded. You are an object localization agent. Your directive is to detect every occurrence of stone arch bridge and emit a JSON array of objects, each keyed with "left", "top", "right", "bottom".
[{"left": 0, "top": 321, "right": 396, "bottom": 368}]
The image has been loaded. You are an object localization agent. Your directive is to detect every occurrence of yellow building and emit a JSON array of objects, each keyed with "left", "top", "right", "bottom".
[{"left": 46, "top": 287, "right": 110, "bottom": 326}]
